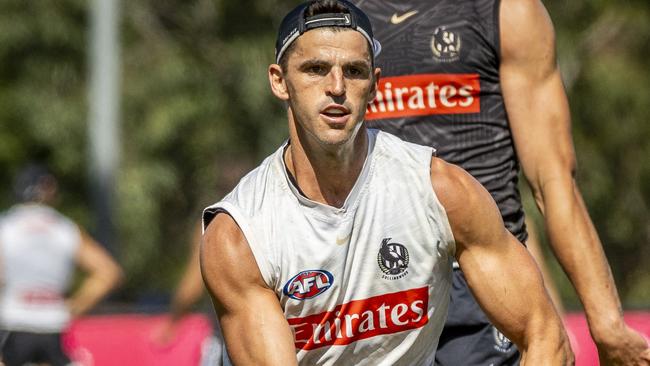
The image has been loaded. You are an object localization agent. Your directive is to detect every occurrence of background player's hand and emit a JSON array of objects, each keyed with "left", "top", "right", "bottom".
[{"left": 596, "top": 323, "right": 650, "bottom": 366}]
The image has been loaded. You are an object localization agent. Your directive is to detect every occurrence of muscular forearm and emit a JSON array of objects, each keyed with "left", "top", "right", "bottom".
[
  {"left": 519, "top": 310, "right": 572, "bottom": 365},
  {"left": 536, "top": 178, "right": 624, "bottom": 340},
  {"left": 533, "top": 179, "right": 650, "bottom": 364}
]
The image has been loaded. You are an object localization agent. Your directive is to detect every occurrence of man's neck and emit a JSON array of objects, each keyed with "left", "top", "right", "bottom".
[{"left": 284, "top": 128, "right": 368, "bottom": 208}]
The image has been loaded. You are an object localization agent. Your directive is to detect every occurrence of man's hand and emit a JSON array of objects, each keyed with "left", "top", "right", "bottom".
[{"left": 596, "top": 323, "right": 650, "bottom": 366}]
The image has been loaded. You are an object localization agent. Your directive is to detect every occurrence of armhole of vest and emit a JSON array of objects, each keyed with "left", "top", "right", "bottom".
[
  {"left": 202, "top": 202, "right": 275, "bottom": 289},
  {"left": 493, "top": 0, "right": 502, "bottom": 63},
  {"left": 426, "top": 153, "right": 457, "bottom": 259}
]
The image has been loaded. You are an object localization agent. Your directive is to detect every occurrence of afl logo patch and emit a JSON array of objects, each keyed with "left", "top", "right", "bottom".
[
  {"left": 431, "top": 26, "right": 461, "bottom": 62},
  {"left": 283, "top": 270, "right": 334, "bottom": 300},
  {"left": 377, "top": 238, "right": 409, "bottom": 280}
]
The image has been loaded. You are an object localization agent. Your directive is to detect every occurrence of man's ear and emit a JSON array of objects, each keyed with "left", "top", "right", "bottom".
[
  {"left": 368, "top": 67, "right": 381, "bottom": 104},
  {"left": 269, "top": 64, "right": 289, "bottom": 101}
]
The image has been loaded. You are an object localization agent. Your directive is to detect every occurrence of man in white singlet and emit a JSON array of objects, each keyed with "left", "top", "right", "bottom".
[
  {"left": 200, "top": 1, "right": 572, "bottom": 365},
  {"left": 0, "top": 164, "right": 123, "bottom": 366}
]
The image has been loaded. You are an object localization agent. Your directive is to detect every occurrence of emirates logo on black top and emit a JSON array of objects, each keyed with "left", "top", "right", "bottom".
[{"left": 377, "top": 238, "right": 409, "bottom": 280}]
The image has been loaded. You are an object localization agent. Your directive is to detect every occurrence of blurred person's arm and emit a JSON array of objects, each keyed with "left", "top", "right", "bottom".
[
  {"left": 433, "top": 158, "right": 572, "bottom": 365},
  {"left": 169, "top": 224, "right": 204, "bottom": 322},
  {"left": 500, "top": 0, "right": 650, "bottom": 364},
  {"left": 201, "top": 213, "right": 297, "bottom": 366},
  {"left": 153, "top": 224, "right": 206, "bottom": 345},
  {"left": 67, "top": 228, "right": 124, "bottom": 317}
]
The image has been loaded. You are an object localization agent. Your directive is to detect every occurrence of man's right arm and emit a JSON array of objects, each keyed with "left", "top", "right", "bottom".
[{"left": 200, "top": 213, "right": 298, "bottom": 366}]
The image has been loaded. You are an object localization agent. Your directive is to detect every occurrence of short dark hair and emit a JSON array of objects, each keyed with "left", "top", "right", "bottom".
[
  {"left": 13, "top": 163, "right": 55, "bottom": 203},
  {"left": 304, "top": 0, "right": 348, "bottom": 17}
]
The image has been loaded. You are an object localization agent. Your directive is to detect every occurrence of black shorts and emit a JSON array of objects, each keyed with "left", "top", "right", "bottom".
[
  {"left": 0, "top": 330, "right": 71, "bottom": 366},
  {"left": 435, "top": 268, "right": 521, "bottom": 366}
]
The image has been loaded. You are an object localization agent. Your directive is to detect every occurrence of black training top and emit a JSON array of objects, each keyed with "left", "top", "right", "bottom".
[{"left": 354, "top": 0, "right": 527, "bottom": 242}]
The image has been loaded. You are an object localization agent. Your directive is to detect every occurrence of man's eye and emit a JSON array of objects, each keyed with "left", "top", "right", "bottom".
[
  {"left": 345, "top": 67, "right": 367, "bottom": 78},
  {"left": 308, "top": 65, "right": 326, "bottom": 74}
]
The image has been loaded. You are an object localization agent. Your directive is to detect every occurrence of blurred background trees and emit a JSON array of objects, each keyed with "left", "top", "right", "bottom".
[{"left": 0, "top": 0, "right": 648, "bottom": 310}]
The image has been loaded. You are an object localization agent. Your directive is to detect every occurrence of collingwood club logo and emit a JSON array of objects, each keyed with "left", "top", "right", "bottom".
[
  {"left": 377, "top": 238, "right": 409, "bottom": 280},
  {"left": 431, "top": 26, "right": 461, "bottom": 62},
  {"left": 493, "top": 326, "right": 514, "bottom": 353}
]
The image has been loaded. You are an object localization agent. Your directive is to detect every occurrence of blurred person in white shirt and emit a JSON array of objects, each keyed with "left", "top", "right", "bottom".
[{"left": 0, "top": 164, "right": 123, "bottom": 366}]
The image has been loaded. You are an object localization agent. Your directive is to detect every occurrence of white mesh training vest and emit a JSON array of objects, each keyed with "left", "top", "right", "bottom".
[
  {"left": 0, "top": 204, "right": 80, "bottom": 333},
  {"left": 204, "top": 129, "right": 456, "bottom": 365}
]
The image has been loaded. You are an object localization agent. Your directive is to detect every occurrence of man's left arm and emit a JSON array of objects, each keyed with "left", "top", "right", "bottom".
[
  {"left": 499, "top": 0, "right": 650, "bottom": 363},
  {"left": 431, "top": 158, "right": 572, "bottom": 365}
]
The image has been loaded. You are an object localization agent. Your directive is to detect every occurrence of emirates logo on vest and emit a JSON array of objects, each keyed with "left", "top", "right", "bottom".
[
  {"left": 287, "top": 287, "right": 429, "bottom": 350},
  {"left": 366, "top": 74, "right": 480, "bottom": 120}
]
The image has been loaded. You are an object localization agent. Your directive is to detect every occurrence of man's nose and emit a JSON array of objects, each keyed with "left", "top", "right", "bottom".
[{"left": 326, "top": 68, "right": 345, "bottom": 96}]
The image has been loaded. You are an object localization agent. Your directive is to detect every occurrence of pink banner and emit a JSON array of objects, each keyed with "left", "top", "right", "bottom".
[{"left": 63, "top": 314, "right": 213, "bottom": 366}]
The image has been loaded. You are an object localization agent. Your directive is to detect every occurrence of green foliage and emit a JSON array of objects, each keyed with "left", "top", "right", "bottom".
[
  {"left": 0, "top": 0, "right": 88, "bottom": 213},
  {"left": 115, "top": 0, "right": 293, "bottom": 298}
]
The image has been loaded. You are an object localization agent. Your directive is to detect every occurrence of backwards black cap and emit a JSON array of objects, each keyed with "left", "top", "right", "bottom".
[{"left": 274, "top": 0, "right": 381, "bottom": 64}]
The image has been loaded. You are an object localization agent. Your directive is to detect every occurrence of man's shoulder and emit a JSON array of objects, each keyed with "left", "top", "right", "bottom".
[
  {"left": 430, "top": 157, "right": 504, "bottom": 244},
  {"left": 430, "top": 158, "right": 491, "bottom": 213},
  {"left": 429, "top": 158, "right": 468, "bottom": 193},
  {"left": 499, "top": 0, "right": 555, "bottom": 57}
]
